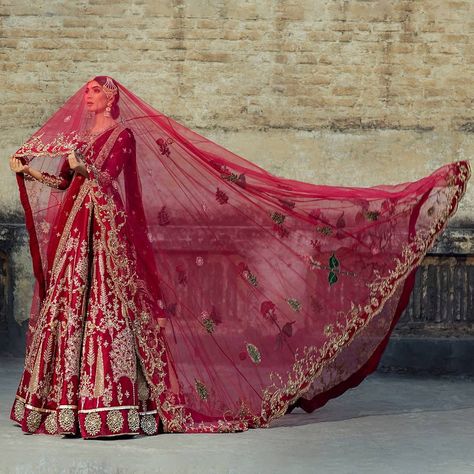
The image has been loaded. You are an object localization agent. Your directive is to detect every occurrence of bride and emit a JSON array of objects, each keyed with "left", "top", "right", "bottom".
[{"left": 8, "top": 76, "right": 470, "bottom": 438}]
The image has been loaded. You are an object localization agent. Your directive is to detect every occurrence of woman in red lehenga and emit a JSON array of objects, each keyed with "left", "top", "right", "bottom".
[{"left": 8, "top": 76, "right": 471, "bottom": 438}]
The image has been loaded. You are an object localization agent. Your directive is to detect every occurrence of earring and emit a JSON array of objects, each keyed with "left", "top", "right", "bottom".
[{"left": 104, "top": 105, "right": 112, "bottom": 117}]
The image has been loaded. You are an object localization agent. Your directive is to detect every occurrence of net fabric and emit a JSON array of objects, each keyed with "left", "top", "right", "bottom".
[{"left": 11, "top": 78, "right": 471, "bottom": 432}]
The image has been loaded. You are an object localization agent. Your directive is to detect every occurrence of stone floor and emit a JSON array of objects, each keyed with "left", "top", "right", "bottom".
[{"left": 1, "top": 357, "right": 473, "bottom": 474}]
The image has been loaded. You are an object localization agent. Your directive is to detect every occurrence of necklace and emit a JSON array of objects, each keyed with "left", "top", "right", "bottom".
[
  {"left": 82, "top": 123, "right": 118, "bottom": 144},
  {"left": 88, "top": 122, "right": 117, "bottom": 137}
]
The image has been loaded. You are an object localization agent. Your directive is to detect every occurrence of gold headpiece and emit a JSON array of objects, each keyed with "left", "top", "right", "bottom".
[
  {"left": 87, "top": 76, "right": 118, "bottom": 100},
  {"left": 102, "top": 77, "right": 118, "bottom": 100}
]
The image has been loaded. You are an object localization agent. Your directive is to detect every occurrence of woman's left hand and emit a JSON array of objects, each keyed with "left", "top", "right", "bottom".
[
  {"left": 68, "top": 151, "right": 89, "bottom": 178},
  {"left": 67, "top": 151, "right": 80, "bottom": 170}
]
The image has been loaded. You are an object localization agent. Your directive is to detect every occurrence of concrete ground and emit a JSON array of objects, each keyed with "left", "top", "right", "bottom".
[{"left": 1, "top": 357, "right": 473, "bottom": 474}]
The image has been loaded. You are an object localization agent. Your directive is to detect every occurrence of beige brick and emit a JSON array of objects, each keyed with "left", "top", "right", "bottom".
[{"left": 0, "top": 0, "right": 472, "bottom": 228}]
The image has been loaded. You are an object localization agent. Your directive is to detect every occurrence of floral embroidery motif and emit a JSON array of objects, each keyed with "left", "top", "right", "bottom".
[
  {"left": 128, "top": 409, "right": 140, "bottom": 431},
  {"left": 270, "top": 211, "right": 290, "bottom": 238},
  {"left": 324, "top": 324, "right": 334, "bottom": 336},
  {"left": 215, "top": 188, "right": 229, "bottom": 204},
  {"left": 106, "top": 410, "right": 124, "bottom": 433},
  {"left": 140, "top": 414, "right": 158, "bottom": 435},
  {"left": 258, "top": 163, "right": 471, "bottom": 428},
  {"left": 220, "top": 168, "right": 247, "bottom": 187},
  {"left": 84, "top": 412, "right": 102, "bottom": 436},
  {"left": 246, "top": 343, "right": 262, "bottom": 364},
  {"left": 270, "top": 211, "right": 285, "bottom": 225},
  {"left": 260, "top": 300, "right": 277, "bottom": 322},
  {"left": 276, "top": 321, "right": 296, "bottom": 350},
  {"left": 26, "top": 411, "right": 42, "bottom": 432},
  {"left": 110, "top": 328, "right": 136, "bottom": 383},
  {"left": 239, "top": 262, "right": 258, "bottom": 287},
  {"left": 59, "top": 408, "right": 75, "bottom": 431},
  {"left": 45, "top": 413, "right": 58, "bottom": 434},
  {"left": 14, "top": 399, "right": 25, "bottom": 422},
  {"left": 194, "top": 379, "right": 209, "bottom": 401},
  {"left": 156, "top": 137, "right": 173, "bottom": 157},
  {"left": 12, "top": 130, "right": 81, "bottom": 159}
]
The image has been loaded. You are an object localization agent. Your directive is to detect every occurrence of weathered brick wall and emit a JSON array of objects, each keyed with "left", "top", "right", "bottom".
[{"left": 1, "top": 1, "right": 473, "bottom": 331}]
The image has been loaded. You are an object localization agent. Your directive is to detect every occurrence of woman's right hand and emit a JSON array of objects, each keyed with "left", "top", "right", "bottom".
[{"left": 9, "top": 156, "right": 30, "bottom": 175}]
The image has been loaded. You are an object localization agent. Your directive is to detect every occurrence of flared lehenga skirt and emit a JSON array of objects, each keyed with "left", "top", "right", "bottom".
[{"left": 10, "top": 180, "right": 163, "bottom": 438}]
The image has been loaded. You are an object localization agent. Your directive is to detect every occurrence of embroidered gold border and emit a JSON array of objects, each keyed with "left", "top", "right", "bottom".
[{"left": 258, "top": 161, "right": 471, "bottom": 427}]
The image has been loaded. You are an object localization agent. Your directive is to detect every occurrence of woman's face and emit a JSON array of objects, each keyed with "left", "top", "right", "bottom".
[{"left": 84, "top": 80, "right": 111, "bottom": 115}]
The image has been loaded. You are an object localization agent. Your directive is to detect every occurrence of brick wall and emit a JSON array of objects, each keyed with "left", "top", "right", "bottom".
[{"left": 1, "top": 1, "right": 473, "bottom": 332}]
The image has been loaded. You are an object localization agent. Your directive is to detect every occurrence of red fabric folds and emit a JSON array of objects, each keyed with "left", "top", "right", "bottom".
[{"left": 10, "top": 78, "right": 471, "bottom": 433}]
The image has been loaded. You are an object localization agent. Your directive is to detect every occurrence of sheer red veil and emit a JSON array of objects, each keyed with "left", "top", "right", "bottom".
[{"left": 11, "top": 77, "right": 470, "bottom": 431}]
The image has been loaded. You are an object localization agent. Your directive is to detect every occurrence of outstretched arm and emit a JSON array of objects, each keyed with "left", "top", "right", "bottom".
[{"left": 10, "top": 155, "right": 75, "bottom": 190}]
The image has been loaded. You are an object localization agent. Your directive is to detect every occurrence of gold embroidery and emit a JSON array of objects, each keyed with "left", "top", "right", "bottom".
[
  {"left": 194, "top": 379, "right": 209, "bottom": 401},
  {"left": 39, "top": 172, "right": 65, "bottom": 189},
  {"left": 140, "top": 414, "right": 157, "bottom": 435},
  {"left": 106, "top": 410, "right": 124, "bottom": 433},
  {"left": 12, "top": 131, "right": 81, "bottom": 159},
  {"left": 59, "top": 408, "right": 75, "bottom": 431},
  {"left": 84, "top": 412, "right": 101, "bottom": 436},
  {"left": 28, "top": 344, "right": 42, "bottom": 394},
  {"left": 128, "top": 409, "right": 140, "bottom": 431},
  {"left": 26, "top": 410, "right": 42, "bottom": 432},
  {"left": 44, "top": 413, "right": 58, "bottom": 434},
  {"left": 287, "top": 298, "right": 302, "bottom": 312},
  {"left": 14, "top": 399, "right": 25, "bottom": 422},
  {"left": 258, "top": 162, "right": 471, "bottom": 428},
  {"left": 110, "top": 327, "right": 136, "bottom": 383}
]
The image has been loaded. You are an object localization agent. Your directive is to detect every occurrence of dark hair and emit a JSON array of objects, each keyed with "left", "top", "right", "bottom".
[{"left": 92, "top": 76, "right": 120, "bottom": 119}]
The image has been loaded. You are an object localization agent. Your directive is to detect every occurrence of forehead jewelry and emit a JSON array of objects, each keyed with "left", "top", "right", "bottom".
[{"left": 102, "top": 77, "right": 118, "bottom": 100}]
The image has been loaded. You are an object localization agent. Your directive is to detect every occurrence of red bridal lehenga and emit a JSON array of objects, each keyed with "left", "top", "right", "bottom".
[{"left": 9, "top": 78, "right": 471, "bottom": 438}]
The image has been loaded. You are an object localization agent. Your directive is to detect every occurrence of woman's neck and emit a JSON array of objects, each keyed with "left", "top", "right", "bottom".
[{"left": 91, "top": 114, "right": 116, "bottom": 131}]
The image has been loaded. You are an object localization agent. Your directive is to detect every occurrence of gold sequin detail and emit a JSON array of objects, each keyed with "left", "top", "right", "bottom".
[
  {"left": 59, "top": 408, "right": 75, "bottom": 431},
  {"left": 45, "top": 413, "right": 57, "bottom": 434},
  {"left": 138, "top": 380, "right": 150, "bottom": 402},
  {"left": 13, "top": 399, "right": 25, "bottom": 422},
  {"left": 84, "top": 412, "right": 101, "bottom": 436},
  {"left": 127, "top": 409, "right": 140, "bottom": 432},
  {"left": 140, "top": 414, "right": 157, "bottom": 435},
  {"left": 26, "top": 410, "right": 42, "bottom": 432},
  {"left": 106, "top": 410, "right": 123, "bottom": 433}
]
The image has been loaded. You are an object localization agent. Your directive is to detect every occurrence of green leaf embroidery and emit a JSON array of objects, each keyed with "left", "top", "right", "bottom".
[
  {"left": 287, "top": 298, "right": 302, "bottom": 312},
  {"left": 246, "top": 343, "right": 261, "bottom": 364},
  {"left": 328, "top": 271, "right": 338, "bottom": 286},
  {"left": 194, "top": 379, "right": 209, "bottom": 400},
  {"left": 329, "top": 253, "right": 339, "bottom": 269}
]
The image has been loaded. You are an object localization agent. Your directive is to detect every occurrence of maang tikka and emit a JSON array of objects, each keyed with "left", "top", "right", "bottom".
[{"left": 102, "top": 77, "right": 118, "bottom": 117}]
